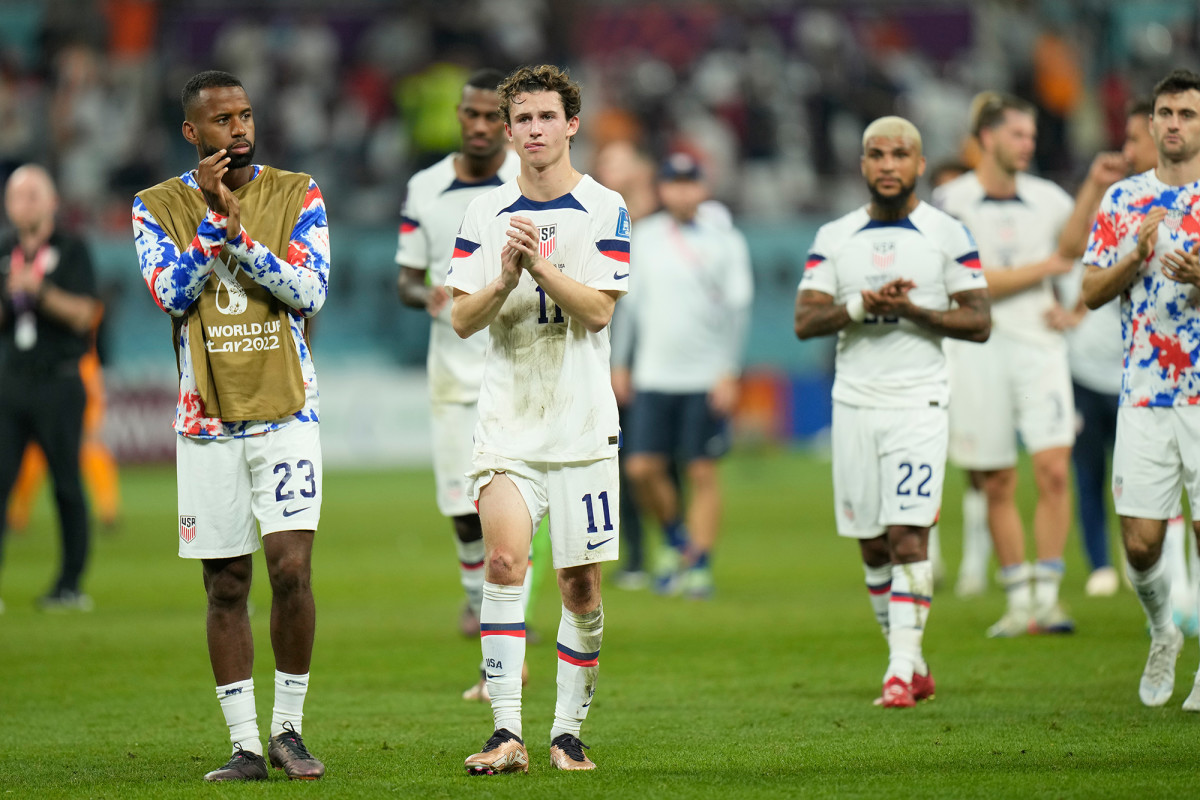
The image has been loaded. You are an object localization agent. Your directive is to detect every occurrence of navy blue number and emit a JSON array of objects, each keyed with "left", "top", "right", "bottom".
[
  {"left": 582, "top": 492, "right": 615, "bottom": 533},
  {"left": 275, "top": 460, "right": 317, "bottom": 502},
  {"left": 915, "top": 464, "right": 933, "bottom": 497},
  {"left": 298, "top": 459, "right": 317, "bottom": 498},
  {"left": 536, "top": 286, "right": 564, "bottom": 324},
  {"left": 274, "top": 462, "right": 294, "bottom": 501},
  {"left": 897, "top": 462, "right": 932, "bottom": 497}
]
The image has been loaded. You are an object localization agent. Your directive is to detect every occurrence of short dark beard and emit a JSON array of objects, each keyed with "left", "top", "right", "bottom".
[
  {"left": 200, "top": 140, "right": 255, "bottom": 169},
  {"left": 868, "top": 180, "right": 915, "bottom": 221}
]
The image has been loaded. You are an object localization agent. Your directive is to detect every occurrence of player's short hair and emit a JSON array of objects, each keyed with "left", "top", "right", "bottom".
[
  {"left": 970, "top": 91, "right": 1036, "bottom": 139},
  {"left": 1127, "top": 98, "right": 1154, "bottom": 119},
  {"left": 181, "top": 70, "right": 244, "bottom": 118},
  {"left": 1152, "top": 69, "right": 1200, "bottom": 111},
  {"left": 861, "top": 116, "right": 923, "bottom": 153},
  {"left": 465, "top": 68, "right": 506, "bottom": 93},
  {"left": 497, "top": 64, "right": 582, "bottom": 143}
]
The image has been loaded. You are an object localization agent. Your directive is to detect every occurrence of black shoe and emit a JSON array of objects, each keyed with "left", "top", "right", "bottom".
[
  {"left": 203, "top": 746, "right": 268, "bottom": 782},
  {"left": 268, "top": 721, "right": 325, "bottom": 779}
]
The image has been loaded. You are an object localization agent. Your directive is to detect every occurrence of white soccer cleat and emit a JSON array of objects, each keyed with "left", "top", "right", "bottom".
[
  {"left": 1182, "top": 672, "right": 1200, "bottom": 712},
  {"left": 1140, "top": 626, "right": 1184, "bottom": 707},
  {"left": 1084, "top": 567, "right": 1119, "bottom": 597},
  {"left": 986, "top": 608, "right": 1031, "bottom": 638},
  {"left": 462, "top": 678, "right": 490, "bottom": 702}
]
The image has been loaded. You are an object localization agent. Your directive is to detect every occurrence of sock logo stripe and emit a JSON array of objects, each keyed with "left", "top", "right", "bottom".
[
  {"left": 867, "top": 581, "right": 892, "bottom": 596},
  {"left": 557, "top": 642, "right": 600, "bottom": 667},
  {"left": 890, "top": 592, "right": 931, "bottom": 607},
  {"left": 481, "top": 622, "right": 526, "bottom": 637},
  {"left": 461, "top": 559, "right": 485, "bottom": 570}
]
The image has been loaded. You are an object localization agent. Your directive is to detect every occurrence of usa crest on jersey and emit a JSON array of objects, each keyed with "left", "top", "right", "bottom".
[
  {"left": 872, "top": 241, "right": 895, "bottom": 269},
  {"left": 538, "top": 223, "right": 557, "bottom": 259}
]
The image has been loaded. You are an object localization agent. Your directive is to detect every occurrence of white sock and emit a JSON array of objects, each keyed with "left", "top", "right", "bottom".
[
  {"left": 522, "top": 548, "right": 535, "bottom": 614},
  {"left": 1165, "top": 516, "right": 1193, "bottom": 615},
  {"left": 863, "top": 562, "right": 893, "bottom": 636},
  {"left": 1033, "top": 559, "right": 1064, "bottom": 612},
  {"left": 215, "top": 678, "right": 261, "bottom": 756},
  {"left": 271, "top": 670, "right": 309, "bottom": 737},
  {"left": 551, "top": 604, "right": 603, "bottom": 742},
  {"left": 961, "top": 488, "right": 991, "bottom": 575},
  {"left": 886, "top": 561, "right": 932, "bottom": 683},
  {"left": 999, "top": 562, "right": 1033, "bottom": 615},
  {"left": 1128, "top": 556, "right": 1175, "bottom": 639},
  {"left": 455, "top": 537, "right": 485, "bottom": 619},
  {"left": 928, "top": 524, "right": 944, "bottom": 576},
  {"left": 481, "top": 581, "right": 526, "bottom": 738}
]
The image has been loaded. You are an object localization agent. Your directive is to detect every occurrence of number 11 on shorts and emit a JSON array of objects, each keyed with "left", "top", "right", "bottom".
[{"left": 581, "top": 491, "right": 614, "bottom": 534}]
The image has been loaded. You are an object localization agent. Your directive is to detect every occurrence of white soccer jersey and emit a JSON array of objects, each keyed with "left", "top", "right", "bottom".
[
  {"left": 395, "top": 151, "right": 521, "bottom": 404},
  {"left": 446, "top": 175, "right": 631, "bottom": 463},
  {"left": 800, "top": 202, "right": 988, "bottom": 408},
  {"left": 933, "top": 171, "right": 1074, "bottom": 346},
  {"left": 621, "top": 209, "right": 753, "bottom": 393}
]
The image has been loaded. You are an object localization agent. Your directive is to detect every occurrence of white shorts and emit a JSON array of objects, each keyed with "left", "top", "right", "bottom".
[
  {"left": 176, "top": 422, "right": 323, "bottom": 559},
  {"left": 947, "top": 334, "right": 1075, "bottom": 469},
  {"left": 1112, "top": 406, "right": 1200, "bottom": 519},
  {"left": 431, "top": 400, "right": 478, "bottom": 517},
  {"left": 832, "top": 403, "right": 948, "bottom": 539},
  {"left": 468, "top": 455, "right": 619, "bottom": 570}
]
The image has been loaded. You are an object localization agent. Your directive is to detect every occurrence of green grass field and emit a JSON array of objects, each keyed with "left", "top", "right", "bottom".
[{"left": 2, "top": 448, "right": 1198, "bottom": 798}]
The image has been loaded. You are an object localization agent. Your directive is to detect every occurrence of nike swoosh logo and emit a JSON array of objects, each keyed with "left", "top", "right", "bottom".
[
  {"left": 898, "top": 503, "right": 919, "bottom": 511},
  {"left": 284, "top": 680, "right": 307, "bottom": 687},
  {"left": 613, "top": 271, "right": 629, "bottom": 280},
  {"left": 586, "top": 538, "right": 614, "bottom": 550},
  {"left": 282, "top": 506, "right": 311, "bottom": 517},
  {"left": 485, "top": 672, "right": 502, "bottom": 679}
]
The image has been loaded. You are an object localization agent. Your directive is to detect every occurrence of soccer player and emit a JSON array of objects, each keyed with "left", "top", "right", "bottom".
[
  {"left": 1056, "top": 101, "right": 1155, "bottom": 598},
  {"left": 133, "top": 71, "right": 328, "bottom": 781},
  {"left": 395, "top": 68, "right": 523, "bottom": 699},
  {"left": 447, "top": 64, "right": 629, "bottom": 773},
  {"left": 934, "top": 92, "right": 1078, "bottom": 637},
  {"left": 795, "top": 116, "right": 990, "bottom": 707},
  {"left": 1081, "top": 68, "right": 1200, "bottom": 708},
  {"left": 613, "top": 152, "right": 753, "bottom": 599}
]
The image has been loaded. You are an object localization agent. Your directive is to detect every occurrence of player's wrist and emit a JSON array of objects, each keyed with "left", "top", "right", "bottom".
[{"left": 845, "top": 294, "right": 866, "bottom": 323}]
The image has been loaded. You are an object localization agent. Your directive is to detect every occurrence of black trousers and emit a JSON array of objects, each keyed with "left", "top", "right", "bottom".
[{"left": 0, "top": 367, "right": 89, "bottom": 593}]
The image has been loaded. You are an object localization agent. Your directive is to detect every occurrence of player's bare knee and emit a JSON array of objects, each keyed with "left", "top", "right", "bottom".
[
  {"left": 1034, "top": 462, "right": 1070, "bottom": 497},
  {"left": 886, "top": 526, "right": 926, "bottom": 564},
  {"left": 266, "top": 552, "right": 311, "bottom": 597},
  {"left": 859, "top": 535, "right": 891, "bottom": 568},
  {"left": 484, "top": 548, "right": 526, "bottom": 584},
  {"left": 203, "top": 559, "right": 252, "bottom": 610},
  {"left": 558, "top": 565, "right": 601, "bottom": 611},
  {"left": 624, "top": 455, "right": 660, "bottom": 485}
]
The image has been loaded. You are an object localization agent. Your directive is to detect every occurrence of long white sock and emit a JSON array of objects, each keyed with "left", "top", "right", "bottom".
[
  {"left": 863, "top": 562, "right": 892, "bottom": 637},
  {"left": 1033, "top": 559, "right": 1064, "bottom": 612},
  {"left": 215, "top": 678, "right": 261, "bottom": 756},
  {"left": 1128, "top": 555, "right": 1175, "bottom": 639},
  {"left": 551, "top": 604, "right": 603, "bottom": 742},
  {"left": 455, "top": 537, "right": 486, "bottom": 618},
  {"left": 481, "top": 581, "right": 526, "bottom": 738},
  {"left": 886, "top": 561, "right": 932, "bottom": 683},
  {"left": 271, "top": 670, "right": 309, "bottom": 737},
  {"left": 999, "top": 562, "right": 1033, "bottom": 616},
  {"left": 961, "top": 488, "right": 991, "bottom": 576},
  {"left": 1165, "top": 516, "right": 1193, "bottom": 616}
]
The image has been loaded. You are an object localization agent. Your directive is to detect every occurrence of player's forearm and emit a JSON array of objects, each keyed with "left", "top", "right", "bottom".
[
  {"left": 983, "top": 261, "right": 1054, "bottom": 300},
  {"left": 451, "top": 282, "right": 512, "bottom": 338},
  {"left": 226, "top": 230, "right": 329, "bottom": 317},
  {"left": 529, "top": 264, "right": 616, "bottom": 333},
  {"left": 794, "top": 292, "right": 850, "bottom": 340},
  {"left": 1081, "top": 258, "right": 1139, "bottom": 309},
  {"left": 134, "top": 202, "right": 228, "bottom": 315},
  {"left": 903, "top": 295, "right": 991, "bottom": 343},
  {"left": 397, "top": 266, "right": 429, "bottom": 309}
]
